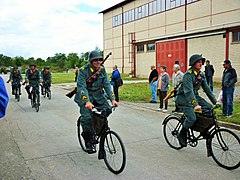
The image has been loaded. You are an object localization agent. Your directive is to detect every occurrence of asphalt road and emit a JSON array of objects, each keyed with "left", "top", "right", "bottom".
[{"left": 1, "top": 74, "right": 240, "bottom": 179}]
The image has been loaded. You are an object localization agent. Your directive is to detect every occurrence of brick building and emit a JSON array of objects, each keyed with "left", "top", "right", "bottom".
[{"left": 100, "top": 0, "right": 240, "bottom": 81}]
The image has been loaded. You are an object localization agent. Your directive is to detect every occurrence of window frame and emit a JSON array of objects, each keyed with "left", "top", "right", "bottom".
[
  {"left": 147, "top": 43, "right": 156, "bottom": 51},
  {"left": 137, "top": 44, "right": 144, "bottom": 52},
  {"left": 232, "top": 31, "right": 240, "bottom": 43}
]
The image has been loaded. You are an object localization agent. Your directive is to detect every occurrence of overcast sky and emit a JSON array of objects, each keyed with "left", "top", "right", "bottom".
[{"left": 0, "top": 0, "right": 122, "bottom": 59}]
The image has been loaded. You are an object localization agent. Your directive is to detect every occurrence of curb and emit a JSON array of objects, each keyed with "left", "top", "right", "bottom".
[
  {"left": 122, "top": 101, "right": 240, "bottom": 132},
  {"left": 218, "top": 121, "right": 240, "bottom": 131}
]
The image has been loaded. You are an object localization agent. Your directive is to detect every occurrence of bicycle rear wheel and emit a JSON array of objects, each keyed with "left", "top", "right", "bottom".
[
  {"left": 210, "top": 128, "right": 240, "bottom": 170},
  {"left": 103, "top": 130, "right": 126, "bottom": 174},
  {"left": 77, "top": 117, "right": 88, "bottom": 152},
  {"left": 163, "top": 117, "right": 183, "bottom": 150}
]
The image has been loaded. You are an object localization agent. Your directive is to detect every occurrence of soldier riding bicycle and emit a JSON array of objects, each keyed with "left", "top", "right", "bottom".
[
  {"left": 175, "top": 54, "right": 221, "bottom": 147},
  {"left": 74, "top": 50, "right": 118, "bottom": 154}
]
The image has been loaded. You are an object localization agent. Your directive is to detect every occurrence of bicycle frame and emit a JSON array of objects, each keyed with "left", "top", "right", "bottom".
[{"left": 162, "top": 105, "right": 221, "bottom": 146}]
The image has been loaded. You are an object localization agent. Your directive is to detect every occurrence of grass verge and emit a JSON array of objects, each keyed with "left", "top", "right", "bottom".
[{"left": 50, "top": 73, "right": 239, "bottom": 125}]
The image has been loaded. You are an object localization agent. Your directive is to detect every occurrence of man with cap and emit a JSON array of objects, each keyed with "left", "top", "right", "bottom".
[
  {"left": 175, "top": 54, "right": 221, "bottom": 147},
  {"left": 74, "top": 50, "right": 118, "bottom": 154},
  {"left": 41, "top": 66, "right": 52, "bottom": 95},
  {"left": 25, "top": 63, "right": 41, "bottom": 100},
  {"left": 219, "top": 60, "right": 237, "bottom": 118},
  {"left": 9, "top": 66, "right": 22, "bottom": 95}
]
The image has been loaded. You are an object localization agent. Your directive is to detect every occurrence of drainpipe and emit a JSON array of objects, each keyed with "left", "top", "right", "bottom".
[
  {"left": 225, "top": 29, "right": 229, "bottom": 60},
  {"left": 121, "top": 7, "right": 124, "bottom": 73},
  {"left": 184, "top": 0, "right": 188, "bottom": 69}
]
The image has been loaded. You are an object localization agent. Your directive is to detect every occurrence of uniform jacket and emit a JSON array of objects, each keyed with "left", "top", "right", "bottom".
[
  {"left": 74, "top": 63, "right": 115, "bottom": 106},
  {"left": 41, "top": 71, "right": 52, "bottom": 82},
  {"left": 222, "top": 66, "right": 237, "bottom": 88},
  {"left": 10, "top": 70, "right": 22, "bottom": 84},
  {"left": 175, "top": 67, "right": 217, "bottom": 107},
  {"left": 25, "top": 69, "right": 40, "bottom": 86},
  {"left": 0, "top": 76, "right": 9, "bottom": 118}
]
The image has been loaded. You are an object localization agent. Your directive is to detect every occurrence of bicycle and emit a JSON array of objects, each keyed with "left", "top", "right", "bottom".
[
  {"left": 77, "top": 106, "right": 126, "bottom": 174},
  {"left": 162, "top": 105, "right": 240, "bottom": 170},
  {"left": 29, "top": 85, "right": 40, "bottom": 112},
  {"left": 12, "top": 82, "right": 21, "bottom": 102},
  {"left": 42, "top": 81, "right": 51, "bottom": 100}
]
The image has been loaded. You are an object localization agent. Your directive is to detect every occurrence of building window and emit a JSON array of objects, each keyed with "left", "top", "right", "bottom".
[
  {"left": 232, "top": 31, "right": 240, "bottom": 42},
  {"left": 112, "top": 0, "right": 199, "bottom": 27},
  {"left": 137, "top": 44, "right": 144, "bottom": 52},
  {"left": 157, "top": 0, "right": 166, "bottom": 13},
  {"left": 113, "top": 14, "right": 122, "bottom": 27},
  {"left": 147, "top": 43, "right": 155, "bottom": 51},
  {"left": 142, "top": 4, "right": 148, "bottom": 18},
  {"left": 149, "top": 0, "right": 157, "bottom": 15}
]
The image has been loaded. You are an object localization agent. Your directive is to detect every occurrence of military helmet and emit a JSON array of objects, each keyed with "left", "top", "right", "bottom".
[
  {"left": 88, "top": 50, "right": 103, "bottom": 63},
  {"left": 44, "top": 66, "right": 50, "bottom": 70},
  {"left": 13, "top": 66, "right": 18, "bottom": 69},
  {"left": 29, "top": 62, "right": 36, "bottom": 67},
  {"left": 189, "top": 54, "right": 205, "bottom": 66}
]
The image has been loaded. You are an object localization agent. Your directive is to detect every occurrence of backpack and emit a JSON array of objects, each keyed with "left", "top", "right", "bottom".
[{"left": 115, "top": 78, "right": 123, "bottom": 87}]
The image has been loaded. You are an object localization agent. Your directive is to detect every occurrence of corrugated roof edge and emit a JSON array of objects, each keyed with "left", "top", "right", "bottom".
[{"left": 99, "top": 0, "right": 134, "bottom": 14}]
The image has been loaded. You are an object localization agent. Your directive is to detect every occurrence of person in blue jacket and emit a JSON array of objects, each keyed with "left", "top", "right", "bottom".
[
  {"left": 110, "top": 65, "right": 121, "bottom": 102},
  {"left": 0, "top": 76, "right": 9, "bottom": 118}
]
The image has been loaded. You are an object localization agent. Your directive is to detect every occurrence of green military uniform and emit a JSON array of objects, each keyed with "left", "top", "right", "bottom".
[
  {"left": 175, "top": 67, "right": 217, "bottom": 129},
  {"left": 41, "top": 70, "right": 51, "bottom": 83},
  {"left": 9, "top": 67, "right": 22, "bottom": 95},
  {"left": 74, "top": 63, "right": 115, "bottom": 132},
  {"left": 176, "top": 54, "right": 218, "bottom": 147},
  {"left": 41, "top": 68, "right": 52, "bottom": 95},
  {"left": 25, "top": 66, "right": 41, "bottom": 98}
]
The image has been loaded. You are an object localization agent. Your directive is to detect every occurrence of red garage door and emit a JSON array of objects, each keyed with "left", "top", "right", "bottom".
[{"left": 156, "top": 39, "right": 187, "bottom": 78}]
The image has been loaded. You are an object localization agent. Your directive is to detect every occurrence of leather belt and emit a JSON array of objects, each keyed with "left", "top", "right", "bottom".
[{"left": 88, "top": 87, "right": 101, "bottom": 92}]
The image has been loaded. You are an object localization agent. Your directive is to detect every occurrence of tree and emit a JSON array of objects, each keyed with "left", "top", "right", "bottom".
[
  {"left": 67, "top": 53, "right": 79, "bottom": 68},
  {"left": 36, "top": 58, "right": 45, "bottom": 66},
  {"left": 0, "top": 55, "right": 13, "bottom": 67},
  {"left": 78, "top": 52, "right": 89, "bottom": 67},
  {"left": 13, "top": 56, "right": 24, "bottom": 66},
  {"left": 53, "top": 53, "right": 67, "bottom": 68}
]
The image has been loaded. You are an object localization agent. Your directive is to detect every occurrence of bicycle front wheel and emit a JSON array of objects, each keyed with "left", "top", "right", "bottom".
[
  {"left": 103, "top": 130, "right": 126, "bottom": 174},
  {"left": 77, "top": 117, "right": 88, "bottom": 152},
  {"left": 48, "top": 89, "right": 51, "bottom": 100},
  {"left": 163, "top": 117, "right": 183, "bottom": 150},
  {"left": 35, "top": 94, "right": 40, "bottom": 112},
  {"left": 210, "top": 128, "right": 240, "bottom": 170}
]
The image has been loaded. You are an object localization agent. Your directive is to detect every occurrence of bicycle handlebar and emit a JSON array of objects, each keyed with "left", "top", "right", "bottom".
[{"left": 92, "top": 105, "right": 117, "bottom": 114}]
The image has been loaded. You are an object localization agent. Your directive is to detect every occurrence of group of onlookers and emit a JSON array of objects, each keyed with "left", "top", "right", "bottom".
[
  {"left": 149, "top": 63, "right": 183, "bottom": 112},
  {"left": 148, "top": 56, "right": 238, "bottom": 118}
]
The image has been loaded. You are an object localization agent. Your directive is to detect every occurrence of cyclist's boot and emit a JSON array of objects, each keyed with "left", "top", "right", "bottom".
[
  {"left": 25, "top": 85, "right": 31, "bottom": 99},
  {"left": 19, "top": 89, "right": 22, "bottom": 95},
  {"left": 98, "top": 149, "right": 105, "bottom": 160},
  {"left": 177, "top": 127, "right": 188, "bottom": 147},
  {"left": 82, "top": 131, "right": 96, "bottom": 154},
  {"left": 206, "top": 138, "right": 212, "bottom": 157},
  {"left": 12, "top": 86, "right": 15, "bottom": 95}
]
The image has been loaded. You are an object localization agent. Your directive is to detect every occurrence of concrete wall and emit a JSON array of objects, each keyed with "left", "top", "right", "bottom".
[
  {"left": 102, "top": 0, "right": 240, "bottom": 78},
  {"left": 188, "top": 34, "right": 225, "bottom": 82}
]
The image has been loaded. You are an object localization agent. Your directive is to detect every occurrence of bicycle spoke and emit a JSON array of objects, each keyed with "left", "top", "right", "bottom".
[{"left": 210, "top": 129, "right": 240, "bottom": 169}]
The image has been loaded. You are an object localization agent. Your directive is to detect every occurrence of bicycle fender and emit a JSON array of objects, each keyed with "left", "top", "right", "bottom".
[{"left": 162, "top": 113, "right": 182, "bottom": 125}]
